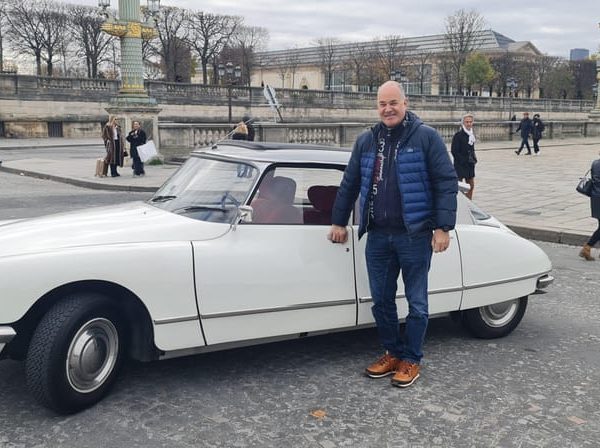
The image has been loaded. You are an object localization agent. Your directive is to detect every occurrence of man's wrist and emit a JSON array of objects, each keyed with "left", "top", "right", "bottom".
[{"left": 437, "top": 226, "right": 452, "bottom": 232}]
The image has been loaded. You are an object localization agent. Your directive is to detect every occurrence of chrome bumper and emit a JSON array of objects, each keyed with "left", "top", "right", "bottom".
[
  {"left": 535, "top": 274, "right": 554, "bottom": 291},
  {"left": 0, "top": 327, "right": 16, "bottom": 357}
]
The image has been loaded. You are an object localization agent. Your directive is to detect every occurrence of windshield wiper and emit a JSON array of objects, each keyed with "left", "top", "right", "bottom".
[
  {"left": 151, "top": 195, "right": 178, "bottom": 202},
  {"left": 173, "top": 205, "right": 226, "bottom": 213}
]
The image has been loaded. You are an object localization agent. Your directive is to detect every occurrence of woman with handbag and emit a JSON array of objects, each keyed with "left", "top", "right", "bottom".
[
  {"left": 101, "top": 116, "right": 125, "bottom": 177},
  {"left": 579, "top": 155, "right": 600, "bottom": 260},
  {"left": 126, "top": 120, "right": 147, "bottom": 177},
  {"left": 451, "top": 113, "right": 477, "bottom": 199}
]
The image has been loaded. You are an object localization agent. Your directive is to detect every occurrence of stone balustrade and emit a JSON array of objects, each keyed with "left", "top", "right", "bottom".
[
  {"left": 0, "top": 74, "right": 595, "bottom": 113},
  {"left": 158, "top": 120, "right": 600, "bottom": 160}
]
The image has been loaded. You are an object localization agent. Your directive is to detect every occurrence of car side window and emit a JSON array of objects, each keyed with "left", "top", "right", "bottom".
[{"left": 249, "top": 166, "right": 344, "bottom": 225}]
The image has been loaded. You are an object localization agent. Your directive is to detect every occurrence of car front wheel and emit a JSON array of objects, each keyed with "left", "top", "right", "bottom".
[
  {"left": 25, "top": 294, "right": 124, "bottom": 414},
  {"left": 462, "top": 296, "right": 528, "bottom": 339}
]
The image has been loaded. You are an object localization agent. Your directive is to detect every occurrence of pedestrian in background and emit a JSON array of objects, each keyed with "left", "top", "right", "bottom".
[
  {"left": 579, "top": 154, "right": 600, "bottom": 261},
  {"left": 515, "top": 112, "right": 533, "bottom": 155},
  {"left": 232, "top": 122, "right": 252, "bottom": 177},
  {"left": 101, "top": 116, "right": 125, "bottom": 177},
  {"left": 532, "top": 114, "right": 545, "bottom": 155},
  {"left": 242, "top": 114, "right": 256, "bottom": 142},
  {"left": 451, "top": 113, "right": 477, "bottom": 200},
  {"left": 328, "top": 81, "right": 458, "bottom": 388},
  {"left": 126, "top": 120, "right": 147, "bottom": 177}
]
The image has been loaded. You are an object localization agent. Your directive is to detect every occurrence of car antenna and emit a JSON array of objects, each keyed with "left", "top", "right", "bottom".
[{"left": 210, "top": 117, "right": 256, "bottom": 150}]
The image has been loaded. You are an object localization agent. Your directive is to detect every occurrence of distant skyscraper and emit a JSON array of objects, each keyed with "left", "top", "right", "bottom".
[{"left": 570, "top": 48, "right": 590, "bottom": 61}]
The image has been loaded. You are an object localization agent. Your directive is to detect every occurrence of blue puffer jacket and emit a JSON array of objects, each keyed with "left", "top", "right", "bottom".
[{"left": 331, "top": 111, "right": 458, "bottom": 239}]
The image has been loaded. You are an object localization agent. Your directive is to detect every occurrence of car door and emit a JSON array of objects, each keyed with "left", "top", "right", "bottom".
[
  {"left": 193, "top": 166, "right": 357, "bottom": 345},
  {"left": 354, "top": 227, "right": 463, "bottom": 325}
]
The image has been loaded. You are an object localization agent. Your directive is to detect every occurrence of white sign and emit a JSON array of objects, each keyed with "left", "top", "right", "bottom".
[{"left": 263, "top": 84, "right": 283, "bottom": 122}]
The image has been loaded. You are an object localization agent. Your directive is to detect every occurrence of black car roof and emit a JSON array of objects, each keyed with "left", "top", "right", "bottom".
[{"left": 191, "top": 140, "right": 351, "bottom": 165}]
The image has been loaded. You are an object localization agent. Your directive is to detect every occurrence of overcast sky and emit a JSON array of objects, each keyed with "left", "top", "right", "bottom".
[{"left": 71, "top": 0, "right": 599, "bottom": 58}]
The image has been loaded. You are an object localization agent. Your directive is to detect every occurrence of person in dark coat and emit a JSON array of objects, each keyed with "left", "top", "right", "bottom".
[
  {"left": 515, "top": 112, "right": 533, "bottom": 155},
  {"left": 242, "top": 114, "right": 255, "bottom": 142},
  {"left": 126, "top": 120, "right": 147, "bottom": 177},
  {"left": 531, "top": 114, "right": 545, "bottom": 155},
  {"left": 451, "top": 113, "right": 477, "bottom": 199},
  {"left": 101, "top": 116, "right": 125, "bottom": 177},
  {"left": 232, "top": 122, "right": 253, "bottom": 178},
  {"left": 579, "top": 155, "right": 600, "bottom": 260}
]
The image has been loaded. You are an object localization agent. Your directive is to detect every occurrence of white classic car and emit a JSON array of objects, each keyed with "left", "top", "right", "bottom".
[{"left": 0, "top": 141, "right": 553, "bottom": 413}]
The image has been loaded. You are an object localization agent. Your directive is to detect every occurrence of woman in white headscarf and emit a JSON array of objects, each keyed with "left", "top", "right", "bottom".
[{"left": 451, "top": 113, "right": 477, "bottom": 200}]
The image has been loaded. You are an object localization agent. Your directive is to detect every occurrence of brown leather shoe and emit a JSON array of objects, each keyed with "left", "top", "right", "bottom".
[
  {"left": 579, "top": 244, "right": 595, "bottom": 261},
  {"left": 391, "top": 360, "right": 420, "bottom": 388},
  {"left": 365, "top": 353, "right": 400, "bottom": 378}
]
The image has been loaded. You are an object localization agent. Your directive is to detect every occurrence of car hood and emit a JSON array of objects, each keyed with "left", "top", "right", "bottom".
[{"left": 0, "top": 202, "right": 230, "bottom": 258}]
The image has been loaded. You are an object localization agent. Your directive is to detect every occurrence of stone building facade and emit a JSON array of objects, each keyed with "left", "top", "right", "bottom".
[{"left": 252, "top": 30, "right": 541, "bottom": 96}]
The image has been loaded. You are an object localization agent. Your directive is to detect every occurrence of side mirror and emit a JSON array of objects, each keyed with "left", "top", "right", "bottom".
[{"left": 231, "top": 205, "right": 253, "bottom": 231}]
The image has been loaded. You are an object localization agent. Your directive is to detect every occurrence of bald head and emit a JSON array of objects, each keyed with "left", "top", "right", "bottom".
[{"left": 377, "top": 81, "right": 408, "bottom": 128}]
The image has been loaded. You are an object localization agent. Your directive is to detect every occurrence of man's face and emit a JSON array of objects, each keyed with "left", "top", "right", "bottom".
[
  {"left": 463, "top": 116, "right": 474, "bottom": 130},
  {"left": 377, "top": 83, "right": 408, "bottom": 128},
  {"left": 523, "top": 113, "right": 529, "bottom": 119},
  {"left": 133, "top": 121, "right": 140, "bottom": 130}
]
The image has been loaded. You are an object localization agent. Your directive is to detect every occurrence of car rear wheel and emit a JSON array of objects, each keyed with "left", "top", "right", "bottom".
[
  {"left": 25, "top": 294, "right": 124, "bottom": 414},
  {"left": 462, "top": 296, "right": 528, "bottom": 339}
]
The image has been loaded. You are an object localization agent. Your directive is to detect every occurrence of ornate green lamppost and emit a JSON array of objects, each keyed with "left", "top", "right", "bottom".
[{"left": 98, "top": 0, "right": 161, "bottom": 150}]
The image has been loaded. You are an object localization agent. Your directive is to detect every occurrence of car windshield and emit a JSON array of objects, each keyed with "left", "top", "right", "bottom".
[{"left": 148, "top": 156, "right": 256, "bottom": 223}]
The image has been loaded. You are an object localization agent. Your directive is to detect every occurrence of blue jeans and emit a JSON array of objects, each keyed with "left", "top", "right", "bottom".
[{"left": 365, "top": 230, "right": 433, "bottom": 364}]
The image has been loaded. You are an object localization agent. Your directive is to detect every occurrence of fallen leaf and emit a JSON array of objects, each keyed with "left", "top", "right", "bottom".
[{"left": 310, "top": 409, "right": 327, "bottom": 419}]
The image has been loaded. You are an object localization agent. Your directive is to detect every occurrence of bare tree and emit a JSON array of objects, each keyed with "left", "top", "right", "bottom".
[
  {"left": 233, "top": 25, "right": 268, "bottom": 86},
  {"left": 534, "top": 54, "right": 561, "bottom": 98},
  {"left": 345, "top": 42, "right": 369, "bottom": 91},
  {"left": 275, "top": 56, "right": 287, "bottom": 88},
  {"left": 38, "top": 0, "right": 68, "bottom": 76},
  {"left": 443, "top": 9, "right": 486, "bottom": 94},
  {"left": 285, "top": 48, "right": 300, "bottom": 89},
  {"left": 5, "top": 0, "right": 45, "bottom": 75},
  {"left": 570, "top": 59, "right": 596, "bottom": 99},
  {"left": 0, "top": 0, "right": 8, "bottom": 72},
  {"left": 187, "top": 10, "right": 240, "bottom": 84},
  {"left": 376, "top": 35, "right": 409, "bottom": 78},
  {"left": 315, "top": 37, "right": 340, "bottom": 90},
  {"left": 149, "top": 6, "right": 191, "bottom": 82},
  {"left": 66, "top": 4, "right": 113, "bottom": 78},
  {"left": 489, "top": 51, "right": 517, "bottom": 96},
  {"left": 436, "top": 56, "right": 453, "bottom": 95},
  {"left": 411, "top": 51, "right": 432, "bottom": 94}
]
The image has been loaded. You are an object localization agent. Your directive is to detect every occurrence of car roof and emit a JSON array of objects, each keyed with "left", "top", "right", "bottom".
[{"left": 191, "top": 140, "right": 351, "bottom": 165}]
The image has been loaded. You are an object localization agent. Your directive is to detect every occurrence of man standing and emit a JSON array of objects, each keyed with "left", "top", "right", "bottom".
[
  {"left": 515, "top": 112, "right": 533, "bottom": 155},
  {"left": 532, "top": 114, "right": 545, "bottom": 155},
  {"left": 328, "top": 81, "right": 458, "bottom": 388}
]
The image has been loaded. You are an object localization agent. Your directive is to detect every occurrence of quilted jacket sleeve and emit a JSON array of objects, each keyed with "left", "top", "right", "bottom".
[
  {"left": 424, "top": 127, "right": 458, "bottom": 230},
  {"left": 331, "top": 134, "right": 366, "bottom": 226}
]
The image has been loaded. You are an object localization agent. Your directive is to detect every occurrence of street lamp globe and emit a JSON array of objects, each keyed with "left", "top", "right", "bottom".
[
  {"left": 217, "top": 64, "right": 225, "bottom": 78},
  {"left": 234, "top": 65, "right": 242, "bottom": 79},
  {"left": 147, "top": 0, "right": 160, "bottom": 14}
]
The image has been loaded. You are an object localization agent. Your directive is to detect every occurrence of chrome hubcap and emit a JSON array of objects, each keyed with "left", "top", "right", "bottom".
[
  {"left": 66, "top": 318, "right": 119, "bottom": 393},
  {"left": 479, "top": 299, "right": 519, "bottom": 328}
]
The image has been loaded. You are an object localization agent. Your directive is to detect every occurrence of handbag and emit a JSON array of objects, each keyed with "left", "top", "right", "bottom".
[
  {"left": 576, "top": 170, "right": 593, "bottom": 197},
  {"left": 137, "top": 140, "right": 157, "bottom": 162}
]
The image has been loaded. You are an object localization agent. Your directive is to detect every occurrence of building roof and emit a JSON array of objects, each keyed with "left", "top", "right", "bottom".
[{"left": 256, "top": 29, "right": 540, "bottom": 66}]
